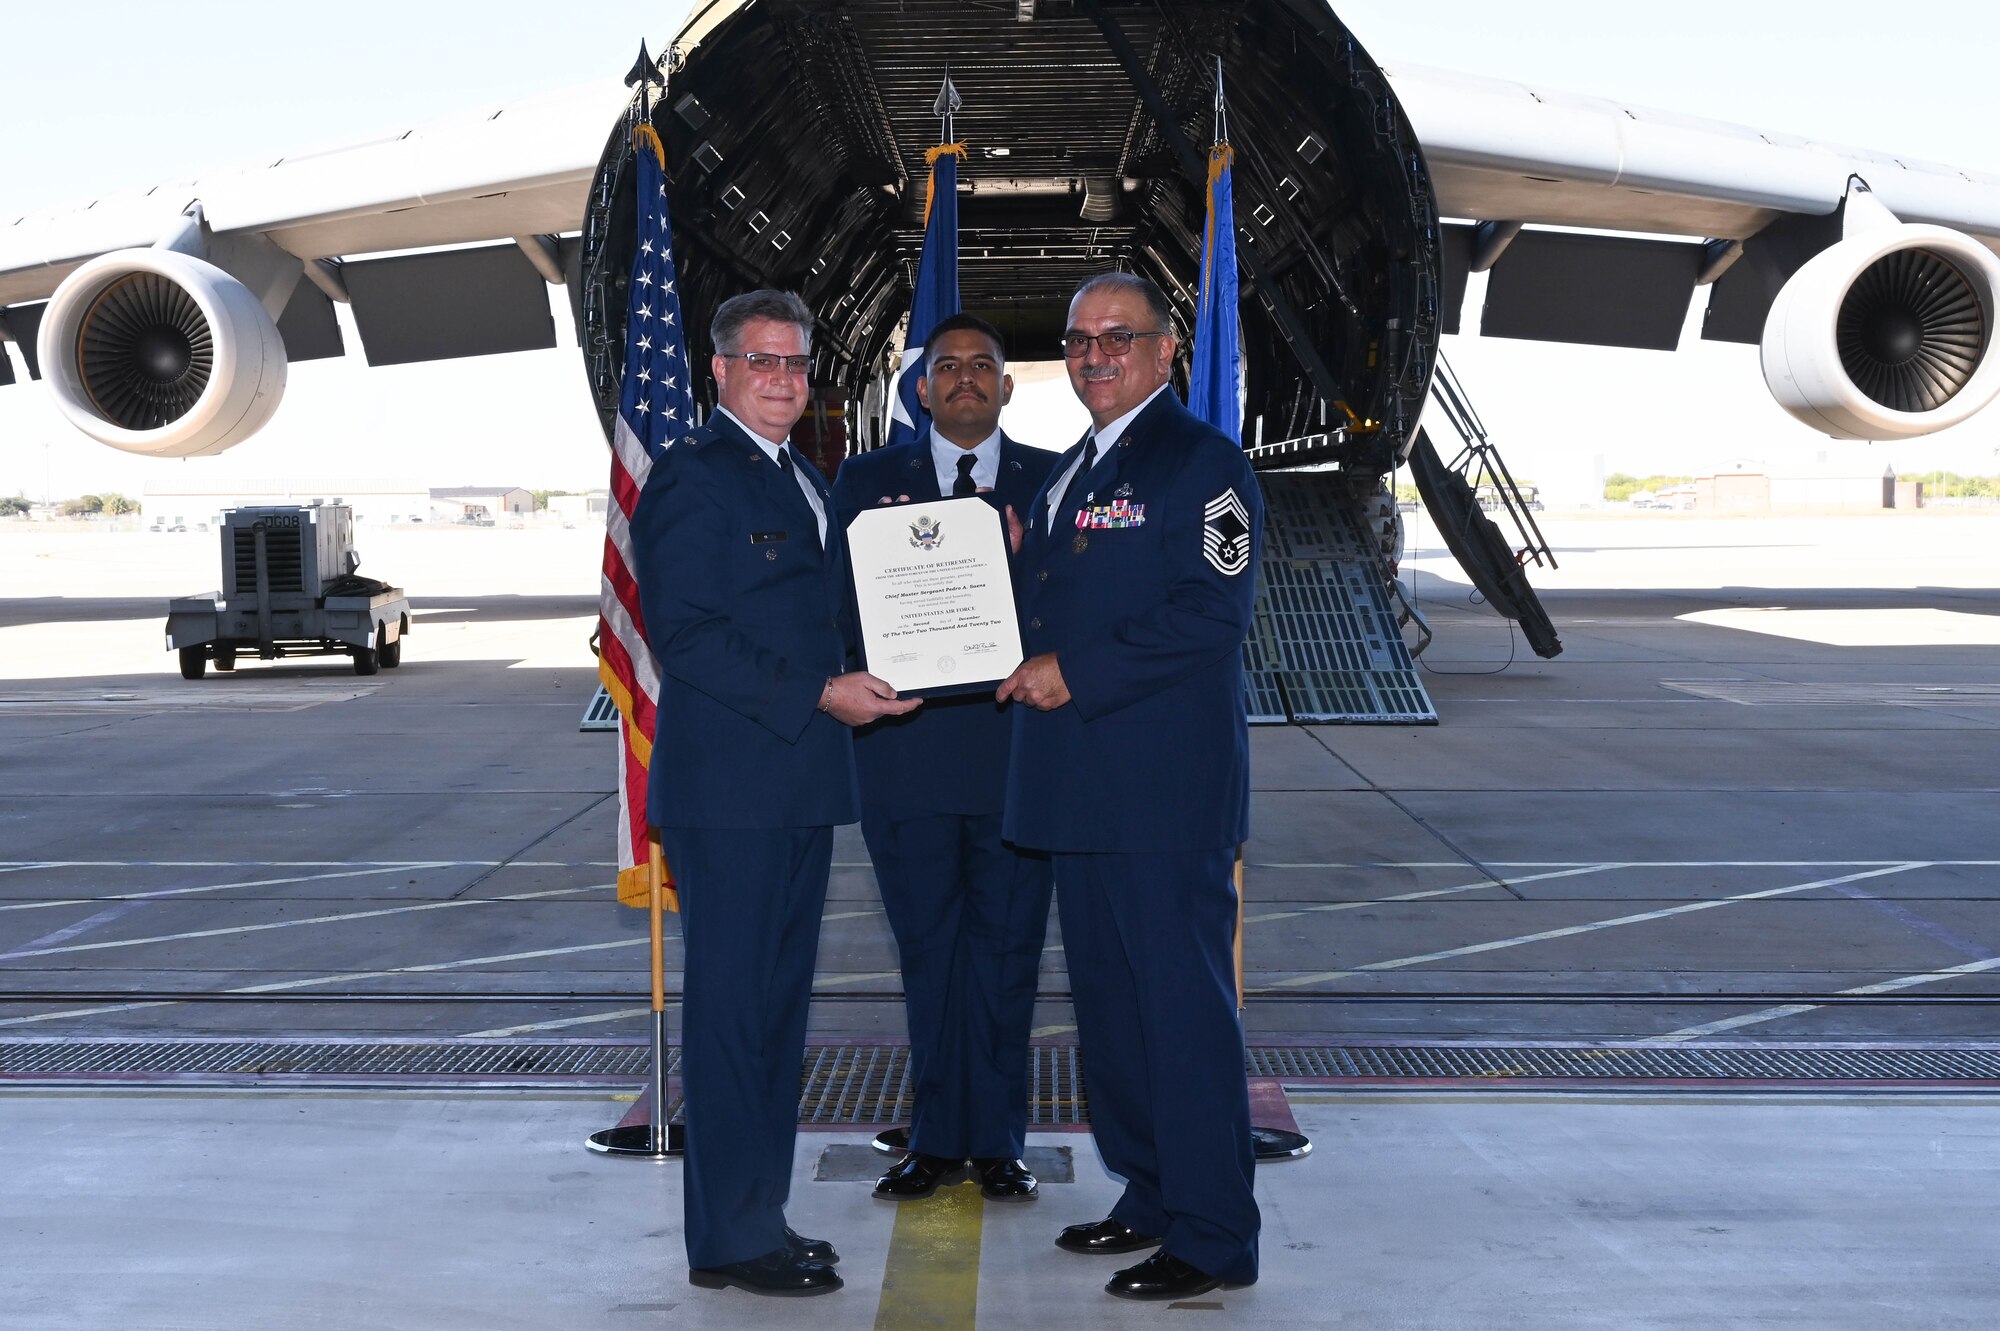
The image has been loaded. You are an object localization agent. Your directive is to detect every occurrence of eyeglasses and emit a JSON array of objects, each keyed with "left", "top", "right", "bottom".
[
  {"left": 720, "top": 352, "right": 811, "bottom": 375},
  {"left": 1059, "top": 330, "right": 1166, "bottom": 359}
]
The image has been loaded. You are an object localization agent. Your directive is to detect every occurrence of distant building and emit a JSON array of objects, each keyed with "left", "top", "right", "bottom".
[
  {"left": 547, "top": 492, "right": 609, "bottom": 525},
  {"left": 429, "top": 487, "right": 534, "bottom": 523},
  {"left": 1691, "top": 463, "right": 1918, "bottom": 512},
  {"left": 141, "top": 479, "right": 431, "bottom": 527}
]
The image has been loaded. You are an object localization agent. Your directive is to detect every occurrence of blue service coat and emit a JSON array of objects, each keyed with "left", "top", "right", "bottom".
[
  {"left": 631, "top": 413, "right": 859, "bottom": 830},
  {"left": 831, "top": 433, "right": 1056, "bottom": 816},
  {"left": 1003, "top": 391, "right": 1262, "bottom": 852}
]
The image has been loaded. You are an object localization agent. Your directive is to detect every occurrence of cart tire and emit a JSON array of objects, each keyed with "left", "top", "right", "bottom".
[
  {"left": 378, "top": 627, "right": 401, "bottom": 669},
  {"left": 353, "top": 645, "right": 380, "bottom": 677},
  {"left": 178, "top": 646, "right": 207, "bottom": 680},
  {"left": 214, "top": 648, "right": 237, "bottom": 672}
]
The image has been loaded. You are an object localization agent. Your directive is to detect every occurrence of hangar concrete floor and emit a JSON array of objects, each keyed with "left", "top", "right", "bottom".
[{"left": 1, "top": 512, "right": 1997, "bottom": 1328}]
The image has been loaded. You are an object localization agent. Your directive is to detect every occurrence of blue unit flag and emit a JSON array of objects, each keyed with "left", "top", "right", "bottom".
[
  {"left": 887, "top": 144, "right": 964, "bottom": 448},
  {"left": 1189, "top": 142, "right": 1242, "bottom": 445}
]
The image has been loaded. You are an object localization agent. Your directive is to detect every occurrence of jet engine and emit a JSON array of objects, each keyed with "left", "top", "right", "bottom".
[
  {"left": 1761, "top": 223, "right": 2000, "bottom": 440},
  {"left": 36, "top": 248, "right": 287, "bottom": 458}
]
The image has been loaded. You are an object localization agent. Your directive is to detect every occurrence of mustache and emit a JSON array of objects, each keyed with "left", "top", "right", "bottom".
[{"left": 947, "top": 386, "right": 987, "bottom": 401}]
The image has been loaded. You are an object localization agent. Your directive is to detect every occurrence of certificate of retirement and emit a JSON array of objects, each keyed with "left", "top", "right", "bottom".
[{"left": 845, "top": 495, "right": 1023, "bottom": 695}]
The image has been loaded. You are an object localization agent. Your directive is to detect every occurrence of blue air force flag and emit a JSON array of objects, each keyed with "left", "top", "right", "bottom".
[
  {"left": 887, "top": 144, "right": 964, "bottom": 448},
  {"left": 1188, "top": 142, "right": 1242, "bottom": 445}
]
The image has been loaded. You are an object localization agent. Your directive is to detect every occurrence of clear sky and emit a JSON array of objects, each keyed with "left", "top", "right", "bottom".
[{"left": 4, "top": 1, "right": 1999, "bottom": 503}]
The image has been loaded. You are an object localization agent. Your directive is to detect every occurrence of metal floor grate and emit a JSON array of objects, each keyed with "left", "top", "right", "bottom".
[
  {"left": 579, "top": 685, "right": 620, "bottom": 731},
  {"left": 1245, "top": 475, "right": 1437, "bottom": 725},
  {"left": 7, "top": 1040, "right": 2000, "bottom": 1102}
]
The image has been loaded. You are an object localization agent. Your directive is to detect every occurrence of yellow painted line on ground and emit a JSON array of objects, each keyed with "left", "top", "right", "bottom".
[{"left": 874, "top": 1181, "right": 983, "bottom": 1331}]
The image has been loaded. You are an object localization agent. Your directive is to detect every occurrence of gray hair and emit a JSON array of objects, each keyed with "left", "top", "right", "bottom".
[
  {"left": 711, "top": 289, "right": 815, "bottom": 355},
  {"left": 1070, "top": 272, "right": 1175, "bottom": 337}
]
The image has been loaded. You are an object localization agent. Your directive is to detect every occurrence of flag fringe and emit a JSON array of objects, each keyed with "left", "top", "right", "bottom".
[{"left": 923, "top": 143, "right": 968, "bottom": 223}]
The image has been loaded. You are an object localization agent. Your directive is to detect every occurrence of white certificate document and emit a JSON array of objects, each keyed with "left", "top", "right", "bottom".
[{"left": 846, "top": 496, "right": 1023, "bottom": 695}]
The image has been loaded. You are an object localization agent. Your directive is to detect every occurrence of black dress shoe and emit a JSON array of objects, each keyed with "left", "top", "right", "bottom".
[
  {"left": 872, "top": 1151, "right": 967, "bottom": 1200},
  {"left": 785, "top": 1226, "right": 838, "bottom": 1265},
  {"left": 971, "top": 1157, "right": 1038, "bottom": 1201},
  {"left": 1106, "top": 1250, "right": 1245, "bottom": 1301},
  {"left": 689, "top": 1248, "right": 843, "bottom": 1297},
  {"left": 1054, "top": 1216, "right": 1161, "bottom": 1255}
]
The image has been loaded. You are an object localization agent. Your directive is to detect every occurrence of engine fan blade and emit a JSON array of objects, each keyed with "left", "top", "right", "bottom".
[
  {"left": 1837, "top": 248, "right": 1985, "bottom": 414},
  {"left": 76, "top": 272, "right": 215, "bottom": 430}
]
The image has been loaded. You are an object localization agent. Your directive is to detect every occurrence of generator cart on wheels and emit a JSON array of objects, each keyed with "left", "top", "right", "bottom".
[{"left": 166, "top": 504, "right": 410, "bottom": 679}]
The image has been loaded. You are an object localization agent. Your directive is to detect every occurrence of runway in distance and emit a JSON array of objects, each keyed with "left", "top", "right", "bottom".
[{"left": 5, "top": 1, "right": 2000, "bottom": 542}]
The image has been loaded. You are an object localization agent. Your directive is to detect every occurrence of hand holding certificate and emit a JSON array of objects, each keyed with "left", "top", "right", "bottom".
[{"left": 847, "top": 496, "right": 1023, "bottom": 695}]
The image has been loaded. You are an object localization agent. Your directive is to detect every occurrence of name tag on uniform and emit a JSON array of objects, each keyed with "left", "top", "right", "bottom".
[
  {"left": 750, "top": 530, "right": 789, "bottom": 544},
  {"left": 1075, "top": 500, "right": 1145, "bottom": 530}
]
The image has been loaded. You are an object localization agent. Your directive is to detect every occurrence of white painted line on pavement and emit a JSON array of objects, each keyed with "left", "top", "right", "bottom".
[
  {"left": 1242, "top": 864, "right": 1626, "bottom": 925},
  {"left": 0, "top": 936, "right": 656, "bottom": 1029},
  {"left": 0, "top": 860, "right": 617, "bottom": 868},
  {"left": 5, "top": 886, "right": 600, "bottom": 958},
  {"left": 462, "top": 1008, "right": 654, "bottom": 1038},
  {"left": 1253, "top": 863, "right": 1933, "bottom": 991},
  {"left": 1648, "top": 952, "right": 2000, "bottom": 1041},
  {"left": 0, "top": 864, "right": 456, "bottom": 914}
]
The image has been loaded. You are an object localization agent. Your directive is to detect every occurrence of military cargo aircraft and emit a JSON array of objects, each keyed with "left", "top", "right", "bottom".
[{"left": 4, "top": 0, "right": 1998, "bottom": 660}]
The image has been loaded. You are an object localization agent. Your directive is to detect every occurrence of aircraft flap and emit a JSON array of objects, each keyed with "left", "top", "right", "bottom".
[
  {"left": 1481, "top": 231, "right": 1701, "bottom": 351},
  {"left": 275, "top": 284, "right": 345, "bottom": 364},
  {"left": 1700, "top": 210, "right": 1846, "bottom": 345},
  {"left": 344, "top": 244, "right": 555, "bottom": 367}
]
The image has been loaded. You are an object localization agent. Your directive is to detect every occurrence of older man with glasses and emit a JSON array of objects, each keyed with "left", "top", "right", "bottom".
[
  {"left": 632, "top": 288, "right": 918, "bottom": 1297},
  {"left": 999, "top": 271, "right": 1264, "bottom": 1302}
]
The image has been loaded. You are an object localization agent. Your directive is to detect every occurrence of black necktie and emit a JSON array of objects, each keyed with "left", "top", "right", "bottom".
[
  {"left": 953, "top": 453, "right": 979, "bottom": 497},
  {"left": 1061, "top": 435, "right": 1098, "bottom": 512},
  {"left": 776, "top": 446, "right": 824, "bottom": 551}
]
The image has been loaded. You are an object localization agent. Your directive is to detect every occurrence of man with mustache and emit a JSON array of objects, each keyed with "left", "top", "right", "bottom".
[
  {"left": 831, "top": 313, "right": 1058, "bottom": 1204},
  {"left": 633, "top": 289, "right": 919, "bottom": 1296},
  {"left": 999, "top": 273, "right": 1263, "bottom": 1301}
]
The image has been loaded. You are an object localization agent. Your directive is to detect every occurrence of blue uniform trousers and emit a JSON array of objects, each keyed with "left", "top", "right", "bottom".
[
  {"left": 1055, "top": 847, "right": 1259, "bottom": 1284},
  {"left": 663, "top": 824, "right": 832, "bottom": 1269},
  {"left": 862, "top": 806, "right": 1054, "bottom": 1159}
]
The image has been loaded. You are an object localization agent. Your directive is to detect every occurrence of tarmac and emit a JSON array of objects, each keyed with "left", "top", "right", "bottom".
[{"left": 2, "top": 509, "right": 1998, "bottom": 1328}]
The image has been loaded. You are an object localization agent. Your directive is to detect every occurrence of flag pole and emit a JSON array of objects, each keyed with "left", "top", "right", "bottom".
[
  {"left": 586, "top": 41, "right": 683, "bottom": 1161},
  {"left": 1194, "top": 56, "right": 1306, "bottom": 1162},
  {"left": 587, "top": 834, "right": 684, "bottom": 1159}
]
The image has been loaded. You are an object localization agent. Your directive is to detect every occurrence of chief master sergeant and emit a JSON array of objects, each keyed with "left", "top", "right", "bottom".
[
  {"left": 997, "top": 272, "right": 1264, "bottom": 1302},
  {"left": 830, "top": 313, "right": 1057, "bottom": 1203}
]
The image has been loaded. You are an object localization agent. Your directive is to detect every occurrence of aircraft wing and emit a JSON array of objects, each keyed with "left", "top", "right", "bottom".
[
  {"left": 8, "top": 0, "right": 2000, "bottom": 463},
  {"left": 0, "top": 80, "right": 627, "bottom": 308},
  {"left": 1385, "top": 62, "right": 2000, "bottom": 246},
  {"left": 11, "top": 62, "right": 2000, "bottom": 303}
]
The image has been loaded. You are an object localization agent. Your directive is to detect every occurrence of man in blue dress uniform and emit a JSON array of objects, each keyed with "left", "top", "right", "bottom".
[
  {"left": 632, "top": 289, "right": 919, "bottom": 1297},
  {"left": 998, "top": 273, "right": 1263, "bottom": 1302},
  {"left": 830, "top": 314, "right": 1057, "bottom": 1204}
]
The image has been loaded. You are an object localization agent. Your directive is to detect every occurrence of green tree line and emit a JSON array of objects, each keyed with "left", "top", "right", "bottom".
[
  {"left": 1898, "top": 472, "right": 2000, "bottom": 498},
  {"left": 1603, "top": 473, "right": 1693, "bottom": 502},
  {"left": 54, "top": 493, "right": 137, "bottom": 517}
]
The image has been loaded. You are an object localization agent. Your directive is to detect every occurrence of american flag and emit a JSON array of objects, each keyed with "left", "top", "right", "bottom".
[{"left": 599, "top": 120, "right": 694, "bottom": 909}]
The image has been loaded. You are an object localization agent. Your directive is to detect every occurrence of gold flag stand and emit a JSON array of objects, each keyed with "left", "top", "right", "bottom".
[
  {"left": 587, "top": 837, "right": 685, "bottom": 1158},
  {"left": 1237, "top": 847, "right": 1311, "bottom": 1161}
]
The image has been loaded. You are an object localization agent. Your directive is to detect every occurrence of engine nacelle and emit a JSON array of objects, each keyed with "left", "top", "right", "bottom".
[
  {"left": 37, "top": 248, "right": 287, "bottom": 458},
  {"left": 1761, "top": 225, "right": 2000, "bottom": 440}
]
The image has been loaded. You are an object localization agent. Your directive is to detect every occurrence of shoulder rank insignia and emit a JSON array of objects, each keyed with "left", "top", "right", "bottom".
[
  {"left": 909, "top": 514, "right": 945, "bottom": 550},
  {"left": 1202, "top": 489, "right": 1252, "bottom": 575},
  {"left": 1075, "top": 499, "right": 1145, "bottom": 530}
]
